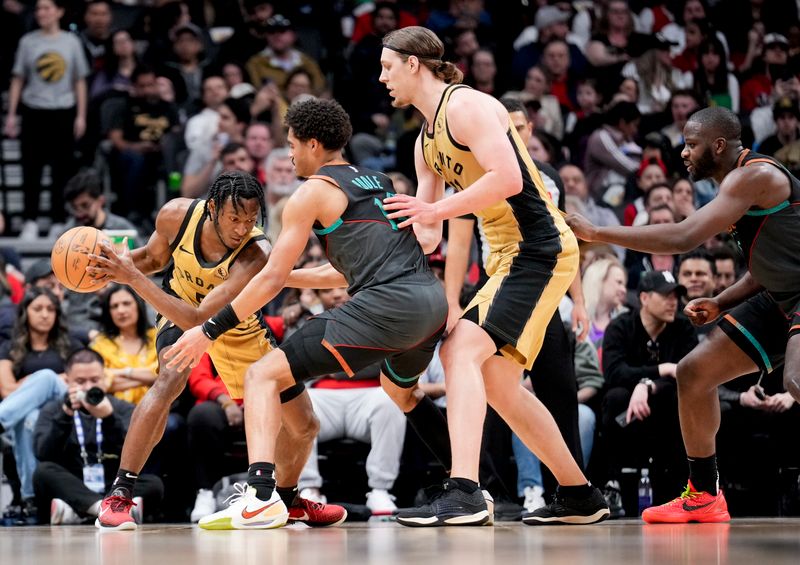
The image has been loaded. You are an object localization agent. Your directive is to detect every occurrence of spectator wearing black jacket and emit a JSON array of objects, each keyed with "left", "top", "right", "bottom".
[
  {"left": 32, "top": 349, "right": 163, "bottom": 525},
  {"left": 601, "top": 271, "right": 698, "bottom": 507}
]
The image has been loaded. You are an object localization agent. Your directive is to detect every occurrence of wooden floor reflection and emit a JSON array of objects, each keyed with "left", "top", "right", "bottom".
[{"left": 1, "top": 519, "right": 799, "bottom": 565}]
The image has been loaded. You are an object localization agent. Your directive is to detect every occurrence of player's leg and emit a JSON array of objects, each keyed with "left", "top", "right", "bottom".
[
  {"left": 391, "top": 323, "right": 495, "bottom": 527},
  {"left": 96, "top": 326, "right": 190, "bottom": 530},
  {"left": 482, "top": 354, "right": 608, "bottom": 525},
  {"left": 198, "top": 347, "right": 296, "bottom": 530},
  {"left": 275, "top": 388, "right": 319, "bottom": 495},
  {"left": 439, "top": 319, "right": 497, "bottom": 483},
  {"left": 642, "top": 296, "right": 785, "bottom": 524},
  {"left": 782, "top": 309, "right": 800, "bottom": 402}
]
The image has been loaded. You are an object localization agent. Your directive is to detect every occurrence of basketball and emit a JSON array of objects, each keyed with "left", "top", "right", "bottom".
[{"left": 50, "top": 226, "right": 111, "bottom": 293}]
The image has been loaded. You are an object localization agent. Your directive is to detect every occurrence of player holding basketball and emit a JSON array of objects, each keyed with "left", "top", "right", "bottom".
[
  {"left": 165, "top": 98, "right": 452, "bottom": 529},
  {"left": 567, "top": 106, "right": 800, "bottom": 523},
  {"left": 377, "top": 26, "right": 608, "bottom": 526},
  {"left": 86, "top": 171, "right": 346, "bottom": 530}
]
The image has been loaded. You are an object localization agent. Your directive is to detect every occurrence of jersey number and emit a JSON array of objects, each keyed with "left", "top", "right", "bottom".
[{"left": 374, "top": 192, "right": 399, "bottom": 230}]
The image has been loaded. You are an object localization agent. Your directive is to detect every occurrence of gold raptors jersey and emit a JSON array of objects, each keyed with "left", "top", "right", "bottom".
[
  {"left": 421, "top": 84, "right": 572, "bottom": 275},
  {"left": 157, "top": 200, "right": 273, "bottom": 399}
]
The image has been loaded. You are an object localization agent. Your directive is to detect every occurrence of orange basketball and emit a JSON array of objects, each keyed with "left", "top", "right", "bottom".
[{"left": 50, "top": 226, "right": 111, "bottom": 293}]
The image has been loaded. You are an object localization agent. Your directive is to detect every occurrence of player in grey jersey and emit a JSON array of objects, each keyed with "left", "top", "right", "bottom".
[{"left": 568, "top": 106, "right": 800, "bottom": 523}]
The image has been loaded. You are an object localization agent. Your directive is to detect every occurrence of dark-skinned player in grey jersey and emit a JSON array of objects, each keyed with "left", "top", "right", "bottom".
[{"left": 567, "top": 106, "right": 800, "bottom": 523}]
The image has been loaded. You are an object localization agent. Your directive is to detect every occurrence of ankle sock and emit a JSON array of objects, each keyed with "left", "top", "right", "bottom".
[
  {"left": 276, "top": 485, "right": 298, "bottom": 507},
  {"left": 451, "top": 477, "right": 480, "bottom": 493},
  {"left": 110, "top": 469, "right": 138, "bottom": 498},
  {"left": 406, "top": 396, "right": 452, "bottom": 471},
  {"left": 248, "top": 462, "right": 276, "bottom": 500},
  {"left": 688, "top": 454, "right": 718, "bottom": 495},
  {"left": 557, "top": 483, "right": 594, "bottom": 499}
]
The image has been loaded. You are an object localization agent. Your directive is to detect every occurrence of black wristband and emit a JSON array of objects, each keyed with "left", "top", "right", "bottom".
[{"left": 201, "top": 304, "right": 241, "bottom": 341}]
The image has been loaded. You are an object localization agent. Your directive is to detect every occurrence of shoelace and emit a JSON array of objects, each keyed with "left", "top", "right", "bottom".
[
  {"left": 664, "top": 484, "right": 704, "bottom": 507},
  {"left": 298, "top": 498, "right": 325, "bottom": 511},
  {"left": 223, "top": 482, "right": 249, "bottom": 506},
  {"left": 106, "top": 495, "right": 135, "bottom": 513}
]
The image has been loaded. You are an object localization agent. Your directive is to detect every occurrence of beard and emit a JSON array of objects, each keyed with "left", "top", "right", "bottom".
[{"left": 689, "top": 146, "right": 716, "bottom": 181}]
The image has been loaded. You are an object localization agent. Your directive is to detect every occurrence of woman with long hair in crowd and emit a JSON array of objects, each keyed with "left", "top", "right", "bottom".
[
  {"left": 582, "top": 257, "right": 629, "bottom": 349},
  {"left": 90, "top": 29, "right": 141, "bottom": 100},
  {"left": 0, "top": 288, "right": 79, "bottom": 520},
  {"left": 694, "top": 36, "right": 740, "bottom": 112},
  {"left": 90, "top": 284, "right": 157, "bottom": 405}
]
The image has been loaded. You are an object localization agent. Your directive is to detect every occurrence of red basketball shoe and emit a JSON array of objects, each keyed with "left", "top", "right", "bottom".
[
  {"left": 642, "top": 482, "right": 730, "bottom": 524},
  {"left": 288, "top": 496, "right": 347, "bottom": 527},
  {"left": 95, "top": 495, "right": 138, "bottom": 530}
]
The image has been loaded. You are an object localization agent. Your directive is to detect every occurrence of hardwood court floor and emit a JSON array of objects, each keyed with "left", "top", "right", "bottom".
[{"left": 1, "top": 519, "right": 799, "bottom": 565}]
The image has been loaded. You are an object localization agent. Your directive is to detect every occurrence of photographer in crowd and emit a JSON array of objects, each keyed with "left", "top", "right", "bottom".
[{"left": 32, "top": 349, "right": 163, "bottom": 526}]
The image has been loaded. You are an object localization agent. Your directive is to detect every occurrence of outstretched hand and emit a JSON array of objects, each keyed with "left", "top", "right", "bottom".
[
  {"left": 383, "top": 194, "right": 438, "bottom": 228},
  {"left": 565, "top": 213, "right": 598, "bottom": 242},
  {"left": 684, "top": 297, "right": 722, "bottom": 326},
  {"left": 163, "top": 326, "right": 211, "bottom": 372},
  {"left": 86, "top": 238, "right": 137, "bottom": 286}
]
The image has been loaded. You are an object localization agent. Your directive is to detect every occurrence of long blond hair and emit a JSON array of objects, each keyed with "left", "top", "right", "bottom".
[
  {"left": 582, "top": 257, "right": 627, "bottom": 322},
  {"left": 383, "top": 26, "right": 463, "bottom": 84}
]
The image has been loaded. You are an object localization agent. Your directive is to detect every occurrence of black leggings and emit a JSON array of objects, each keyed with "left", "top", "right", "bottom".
[{"left": 20, "top": 105, "right": 76, "bottom": 221}]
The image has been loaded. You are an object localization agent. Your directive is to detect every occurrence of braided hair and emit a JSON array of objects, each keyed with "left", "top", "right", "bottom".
[{"left": 204, "top": 171, "right": 266, "bottom": 227}]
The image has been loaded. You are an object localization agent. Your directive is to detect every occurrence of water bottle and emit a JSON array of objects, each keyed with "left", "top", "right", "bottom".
[{"left": 638, "top": 468, "right": 653, "bottom": 515}]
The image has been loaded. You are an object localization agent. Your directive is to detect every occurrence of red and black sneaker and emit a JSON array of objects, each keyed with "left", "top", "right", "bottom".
[
  {"left": 288, "top": 496, "right": 347, "bottom": 527},
  {"left": 642, "top": 481, "right": 730, "bottom": 524},
  {"left": 95, "top": 495, "right": 138, "bottom": 531}
]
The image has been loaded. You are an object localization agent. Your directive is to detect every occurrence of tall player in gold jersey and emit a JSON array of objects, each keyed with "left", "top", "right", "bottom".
[
  {"left": 86, "top": 172, "right": 346, "bottom": 530},
  {"left": 380, "top": 27, "right": 609, "bottom": 525}
]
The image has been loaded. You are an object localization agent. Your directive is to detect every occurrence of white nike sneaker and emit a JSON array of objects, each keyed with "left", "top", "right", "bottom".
[{"left": 198, "top": 483, "right": 288, "bottom": 530}]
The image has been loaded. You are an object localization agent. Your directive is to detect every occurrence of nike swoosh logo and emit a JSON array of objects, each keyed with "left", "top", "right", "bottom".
[
  {"left": 294, "top": 511, "right": 310, "bottom": 521},
  {"left": 178, "top": 244, "right": 192, "bottom": 254},
  {"left": 682, "top": 500, "right": 714, "bottom": 511},
  {"left": 125, "top": 473, "right": 138, "bottom": 479},
  {"left": 99, "top": 507, "right": 110, "bottom": 518},
  {"left": 241, "top": 501, "right": 277, "bottom": 519}
]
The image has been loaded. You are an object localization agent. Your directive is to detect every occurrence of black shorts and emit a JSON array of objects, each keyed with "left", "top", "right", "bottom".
[
  {"left": 717, "top": 291, "right": 799, "bottom": 373},
  {"left": 280, "top": 274, "right": 447, "bottom": 388}
]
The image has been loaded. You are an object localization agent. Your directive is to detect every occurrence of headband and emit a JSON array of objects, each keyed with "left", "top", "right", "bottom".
[{"left": 383, "top": 44, "right": 441, "bottom": 60}]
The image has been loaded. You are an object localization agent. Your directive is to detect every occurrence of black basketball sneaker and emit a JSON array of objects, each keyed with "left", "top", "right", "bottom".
[
  {"left": 397, "top": 479, "right": 490, "bottom": 527},
  {"left": 522, "top": 485, "right": 610, "bottom": 525}
]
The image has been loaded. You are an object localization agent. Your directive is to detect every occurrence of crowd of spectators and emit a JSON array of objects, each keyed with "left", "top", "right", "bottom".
[{"left": 2, "top": 0, "right": 800, "bottom": 524}]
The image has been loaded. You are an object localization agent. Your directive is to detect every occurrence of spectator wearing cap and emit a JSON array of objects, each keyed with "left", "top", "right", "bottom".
[
  {"left": 741, "top": 33, "right": 791, "bottom": 113},
  {"left": 245, "top": 15, "right": 326, "bottom": 94},
  {"left": 511, "top": 5, "right": 588, "bottom": 87},
  {"left": 758, "top": 97, "right": 800, "bottom": 157},
  {"left": 600, "top": 270, "right": 698, "bottom": 505},
  {"left": 160, "top": 23, "right": 212, "bottom": 111}
]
